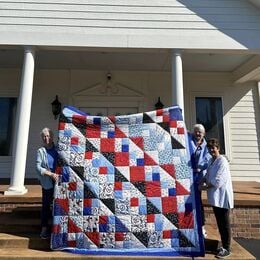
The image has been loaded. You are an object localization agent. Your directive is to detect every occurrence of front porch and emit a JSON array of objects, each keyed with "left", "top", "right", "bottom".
[{"left": 0, "top": 181, "right": 259, "bottom": 259}]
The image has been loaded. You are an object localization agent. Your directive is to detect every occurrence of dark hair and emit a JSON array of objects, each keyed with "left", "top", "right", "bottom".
[{"left": 207, "top": 138, "right": 220, "bottom": 149}]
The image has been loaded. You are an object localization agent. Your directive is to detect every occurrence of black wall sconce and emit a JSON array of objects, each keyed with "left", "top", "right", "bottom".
[
  {"left": 51, "top": 95, "right": 61, "bottom": 120},
  {"left": 154, "top": 97, "right": 164, "bottom": 110}
]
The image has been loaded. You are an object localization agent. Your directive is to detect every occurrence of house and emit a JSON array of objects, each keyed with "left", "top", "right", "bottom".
[{"left": 0, "top": 0, "right": 259, "bottom": 195}]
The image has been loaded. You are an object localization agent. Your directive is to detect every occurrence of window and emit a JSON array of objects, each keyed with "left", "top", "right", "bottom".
[
  {"left": 195, "top": 97, "right": 225, "bottom": 154},
  {"left": 0, "top": 97, "right": 17, "bottom": 156}
]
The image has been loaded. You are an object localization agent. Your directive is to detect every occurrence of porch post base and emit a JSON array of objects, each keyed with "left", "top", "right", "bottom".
[{"left": 4, "top": 186, "right": 28, "bottom": 195}]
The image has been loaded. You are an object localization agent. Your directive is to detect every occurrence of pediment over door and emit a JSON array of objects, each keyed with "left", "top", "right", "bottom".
[{"left": 72, "top": 80, "right": 145, "bottom": 113}]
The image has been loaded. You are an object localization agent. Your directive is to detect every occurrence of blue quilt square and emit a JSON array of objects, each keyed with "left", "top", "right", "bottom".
[
  {"left": 114, "top": 190, "right": 123, "bottom": 199},
  {"left": 169, "top": 108, "right": 183, "bottom": 120},
  {"left": 185, "top": 203, "right": 193, "bottom": 212},
  {"left": 99, "top": 224, "right": 108, "bottom": 232},
  {"left": 168, "top": 188, "right": 176, "bottom": 196},
  {"left": 83, "top": 207, "right": 92, "bottom": 215},
  {"left": 108, "top": 131, "right": 115, "bottom": 138},
  {"left": 93, "top": 117, "right": 101, "bottom": 125},
  {"left": 137, "top": 158, "right": 144, "bottom": 166},
  {"left": 152, "top": 172, "right": 160, "bottom": 181},
  {"left": 171, "top": 238, "right": 179, "bottom": 247},
  {"left": 139, "top": 205, "right": 147, "bottom": 215},
  {"left": 122, "top": 145, "right": 129, "bottom": 152},
  {"left": 63, "top": 129, "right": 72, "bottom": 137}
]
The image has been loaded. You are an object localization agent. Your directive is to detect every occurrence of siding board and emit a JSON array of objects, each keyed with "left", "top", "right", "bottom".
[{"left": 1, "top": 0, "right": 260, "bottom": 48}]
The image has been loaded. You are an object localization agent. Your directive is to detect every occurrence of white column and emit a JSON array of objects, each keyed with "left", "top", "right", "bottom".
[
  {"left": 171, "top": 50, "right": 184, "bottom": 118},
  {"left": 5, "top": 47, "right": 35, "bottom": 195}
]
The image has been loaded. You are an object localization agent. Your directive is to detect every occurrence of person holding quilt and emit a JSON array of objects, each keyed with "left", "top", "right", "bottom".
[
  {"left": 36, "top": 127, "right": 59, "bottom": 239},
  {"left": 200, "top": 138, "right": 234, "bottom": 259},
  {"left": 188, "top": 123, "right": 211, "bottom": 238}
]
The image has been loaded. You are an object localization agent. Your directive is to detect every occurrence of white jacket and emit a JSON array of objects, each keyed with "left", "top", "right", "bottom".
[{"left": 206, "top": 155, "right": 234, "bottom": 209}]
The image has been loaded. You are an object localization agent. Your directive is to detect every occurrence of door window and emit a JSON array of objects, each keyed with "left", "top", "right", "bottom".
[{"left": 195, "top": 97, "right": 225, "bottom": 154}]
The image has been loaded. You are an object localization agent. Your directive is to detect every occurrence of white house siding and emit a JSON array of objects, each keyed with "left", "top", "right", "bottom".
[
  {"left": 0, "top": 68, "right": 259, "bottom": 181},
  {"left": 0, "top": 0, "right": 260, "bottom": 49},
  {"left": 229, "top": 86, "right": 260, "bottom": 181}
]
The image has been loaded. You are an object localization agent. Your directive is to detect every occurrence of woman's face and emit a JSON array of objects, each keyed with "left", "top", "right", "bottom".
[
  {"left": 42, "top": 131, "right": 53, "bottom": 146},
  {"left": 208, "top": 145, "right": 220, "bottom": 158}
]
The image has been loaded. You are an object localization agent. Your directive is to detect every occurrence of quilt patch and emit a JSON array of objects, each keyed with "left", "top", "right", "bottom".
[{"left": 51, "top": 106, "right": 204, "bottom": 257}]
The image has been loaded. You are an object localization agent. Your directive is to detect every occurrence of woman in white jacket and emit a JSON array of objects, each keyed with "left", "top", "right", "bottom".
[{"left": 200, "top": 138, "right": 234, "bottom": 259}]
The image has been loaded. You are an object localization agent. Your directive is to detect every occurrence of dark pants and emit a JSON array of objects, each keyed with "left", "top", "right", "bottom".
[
  {"left": 198, "top": 190, "right": 205, "bottom": 226},
  {"left": 213, "top": 206, "right": 231, "bottom": 251},
  {"left": 194, "top": 174, "right": 205, "bottom": 226},
  {"left": 41, "top": 188, "right": 54, "bottom": 228}
]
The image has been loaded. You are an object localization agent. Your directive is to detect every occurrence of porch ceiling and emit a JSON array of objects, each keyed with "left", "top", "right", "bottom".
[{"left": 0, "top": 48, "right": 256, "bottom": 74}]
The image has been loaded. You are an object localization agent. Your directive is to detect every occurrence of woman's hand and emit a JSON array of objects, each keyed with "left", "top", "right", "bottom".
[
  {"left": 52, "top": 173, "right": 59, "bottom": 182},
  {"left": 198, "top": 182, "right": 208, "bottom": 191}
]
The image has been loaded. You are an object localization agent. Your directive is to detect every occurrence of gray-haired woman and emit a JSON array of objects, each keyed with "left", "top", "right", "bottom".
[{"left": 36, "top": 128, "right": 59, "bottom": 239}]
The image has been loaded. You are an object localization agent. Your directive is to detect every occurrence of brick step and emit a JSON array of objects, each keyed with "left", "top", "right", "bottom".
[
  {"left": 0, "top": 214, "right": 40, "bottom": 233},
  {"left": 0, "top": 233, "right": 49, "bottom": 250}
]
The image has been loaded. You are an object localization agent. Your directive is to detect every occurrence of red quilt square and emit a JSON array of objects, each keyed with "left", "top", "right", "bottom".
[
  {"left": 72, "top": 114, "right": 86, "bottom": 125},
  {"left": 130, "top": 197, "right": 139, "bottom": 206},
  {"left": 178, "top": 212, "right": 194, "bottom": 229},
  {"left": 115, "top": 152, "right": 129, "bottom": 166},
  {"left": 162, "top": 197, "right": 177, "bottom": 213},
  {"left": 67, "top": 240, "right": 76, "bottom": 247},
  {"left": 52, "top": 224, "right": 61, "bottom": 234},
  {"left": 71, "top": 137, "right": 79, "bottom": 145},
  {"left": 163, "top": 230, "right": 172, "bottom": 239},
  {"left": 130, "top": 166, "right": 145, "bottom": 181},
  {"left": 163, "top": 114, "right": 169, "bottom": 122},
  {"left": 170, "top": 120, "right": 177, "bottom": 128},
  {"left": 85, "top": 151, "right": 93, "bottom": 159},
  {"left": 146, "top": 214, "right": 155, "bottom": 223},
  {"left": 115, "top": 232, "right": 125, "bottom": 241},
  {"left": 84, "top": 199, "right": 92, "bottom": 207},
  {"left": 114, "top": 182, "right": 122, "bottom": 190},
  {"left": 68, "top": 182, "right": 77, "bottom": 191},
  {"left": 86, "top": 125, "right": 101, "bottom": 138},
  {"left": 99, "top": 167, "right": 107, "bottom": 174},
  {"left": 146, "top": 181, "right": 161, "bottom": 197},
  {"left": 156, "top": 109, "right": 163, "bottom": 116},
  {"left": 101, "top": 138, "right": 115, "bottom": 152},
  {"left": 99, "top": 216, "right": 108, "bottom": 224},
  {"left": 177, "top": 127, "right": 184, "bottom": 134},
  {"left": 58, "top": 122, "right": 65, "bottom": 130}
]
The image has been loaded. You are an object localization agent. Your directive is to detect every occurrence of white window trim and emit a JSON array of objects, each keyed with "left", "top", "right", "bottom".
[{"left": 189, "top": 91, "right": 232, "bottom": 161}]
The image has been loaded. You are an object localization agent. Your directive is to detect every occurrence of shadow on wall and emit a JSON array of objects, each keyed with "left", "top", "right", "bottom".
[{"left": 178, "top": 0, "right": 260, "bottom": 49}]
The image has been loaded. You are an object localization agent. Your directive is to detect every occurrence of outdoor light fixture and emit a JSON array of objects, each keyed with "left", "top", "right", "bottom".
[
  {"left": 51, "top": 95, "right": 61, "bottom": 119},
  {"left": 154, "top": 97, "right": 164, "bottom": 110}
]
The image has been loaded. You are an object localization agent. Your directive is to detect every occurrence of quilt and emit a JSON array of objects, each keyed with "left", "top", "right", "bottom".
[{"left": 51, "top": 105, "right": 204, "bottom": 257}]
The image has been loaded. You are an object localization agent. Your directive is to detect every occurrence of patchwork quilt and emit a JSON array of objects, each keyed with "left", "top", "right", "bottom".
[{"left": 51, "top": 106, "right": 204, "bottom": 257}]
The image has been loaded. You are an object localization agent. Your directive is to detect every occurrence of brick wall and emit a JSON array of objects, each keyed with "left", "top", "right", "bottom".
[
  {"left": 205, "top": 206, "right": 260, "bottom": 239},
  {"left": 1, "top": 202, "right": 259, "bottom": 239},
  {"left": 0, "top": 203, "right": 41, "bottom": 213}
]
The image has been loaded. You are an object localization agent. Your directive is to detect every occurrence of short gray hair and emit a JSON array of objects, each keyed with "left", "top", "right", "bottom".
[
  {"left": 40, "top": 127, "right": 53, "bottom": 137},
  {"left": 193, "top": 124, "right": 205, "bottom": 133}
]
